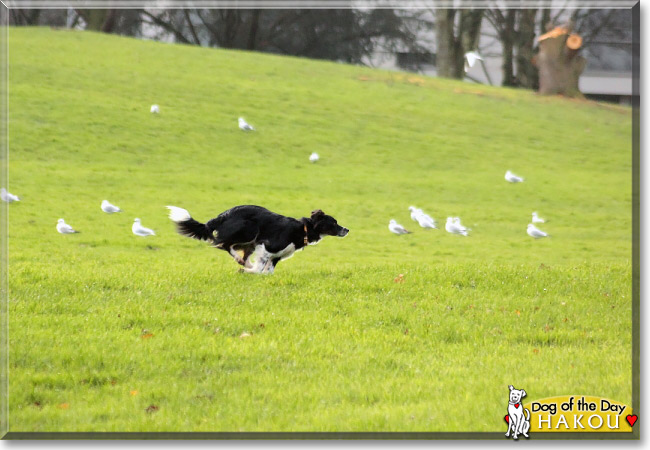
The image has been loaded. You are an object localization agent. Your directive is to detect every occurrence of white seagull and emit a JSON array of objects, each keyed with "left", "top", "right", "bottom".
[
  {"left": 532, "top": 212, "right": 546, "bottom": 223},
  {"left": 57, "top": 218, "right": 78, "bottom": 234},
  {"left": 150, "top": 104, "right": 160, "bottom": 114},
  {"left": 132, "top": 218, "right": 155, "bottom": 237},
  {"left": 309, "top": 152, "right": 320, "bottom": 163},
  {"left": 238, "top": 117, "right": 255, "bottom": 131},
  {"left": 389, "top": 219, "right": 411, "bottom": 235},
  {"left": 408, "top": 207, "right": 436, "bottom": 229},
  {"left": 505, "top": 170, "right": 524, "bottom": 183},
  {"left": 464, "top": 51, "right": 483, "bottom": 72},
  {"left": 1, "top": 188, "right": 19, "bottom": 203},
  {"left": 527, "top": 224, "right": 549, "bottom": 239},
  {"left": 101, "top": 200, "right": 122, "bottom": 213},
  {"left": 445, "top": 217, "right": 469, "bottom": 236},
  {"left": 409, "top": 206, "right": 422, "bottom": 222}
]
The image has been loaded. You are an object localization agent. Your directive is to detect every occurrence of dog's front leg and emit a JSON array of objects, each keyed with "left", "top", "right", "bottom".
[
  {"left": 261, "top": 258, "right": 274, "bottom": 274},
  {"left": 516, "top": 414, "right": 527, "bottom": 439},
  {"left": 509, "top": 416, "right": 518, "bottom": 440}
]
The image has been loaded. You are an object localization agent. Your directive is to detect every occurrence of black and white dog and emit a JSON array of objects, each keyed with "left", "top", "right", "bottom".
[{"left": 167, "top": 205, "right": 349, "bottom": 274}]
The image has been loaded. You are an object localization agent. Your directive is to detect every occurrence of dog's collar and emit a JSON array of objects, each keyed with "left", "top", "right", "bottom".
[
  {"left": 303, "top": 224, "right": 309, "bottom": 246},
  {"left": 509, "top": 402, "right": 521, "bottom": 408}
]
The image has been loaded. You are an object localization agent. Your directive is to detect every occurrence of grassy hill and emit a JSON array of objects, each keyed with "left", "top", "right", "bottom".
[{"left": 8, "top": 27, "right": 632, "bottom": 432}]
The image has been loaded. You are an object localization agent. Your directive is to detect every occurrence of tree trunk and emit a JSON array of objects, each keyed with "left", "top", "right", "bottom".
[
  {"left": 460, "top": 10, "right": 483, "bottom": 51},
  {"left": 436, "top": 9, "right": 483, "bottom": 79},
  {"left": 435, "top": 9, "right": 457, "bottom": 78},
  {"left": 76, "top": 9, "right": 114, "bottom": 32},
  {"left": 501, "top": 10, "right": 516, "bottom": 86},
  {"left": 536, "top": 26, "right": 586, "bottom": 97},
  {"left": 516, "top": 9, "right": 538, "bottom": 89},
  {"left": 457, "top": 9, "right": 483, "bottom": 78},
  {"left": 247, "top": 10, "right": 261, "bottom": 50},
  {"left": 101, "top": 10, "right": 117, "bottom": 33}
]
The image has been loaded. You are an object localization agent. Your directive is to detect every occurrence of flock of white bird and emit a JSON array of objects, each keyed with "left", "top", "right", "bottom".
[
  {"left": 53, "top": 200, "right": 156, "bottom": 236},
  {"left": 388, "top": 169, "right": 550, "bottom": 239},
  {"left": 3, "top": 106, "right": 323, "bottom": 238},
  {"left": 4, "top": 103, "right": 549, "bottom": 241}
]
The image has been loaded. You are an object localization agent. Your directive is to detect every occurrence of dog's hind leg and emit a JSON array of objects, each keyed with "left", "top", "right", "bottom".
[
  {"left": 228, "top": 246, "right": 247, "bottom": 266},
  {"left": 241, "top": 246, "right": 255, "bottom": 269}
]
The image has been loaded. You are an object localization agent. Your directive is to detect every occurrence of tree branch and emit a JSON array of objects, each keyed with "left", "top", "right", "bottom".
[
  {"left": 183, "top": 9, "right": 201, "bottom": 45},
  {"left": 140, "top": 10, "right": 191, "bottom": 44}
]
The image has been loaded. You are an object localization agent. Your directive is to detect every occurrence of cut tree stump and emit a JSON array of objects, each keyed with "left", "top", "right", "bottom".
[{"left": 536, "top": 25, "right": 586, "bottom": 97}]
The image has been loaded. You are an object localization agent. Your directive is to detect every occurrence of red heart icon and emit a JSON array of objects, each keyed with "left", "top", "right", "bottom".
[
  {"left": 504, "top": 415, "right": 509, "bottom": 424},
  {"left": 626, "top": 414, "right": 638, "bottom": 427}
]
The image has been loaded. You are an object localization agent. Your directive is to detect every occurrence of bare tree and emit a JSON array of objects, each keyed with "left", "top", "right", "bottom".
[
  {"left": 135, "top": 9, "right": 421, "bottom": 64},
  {"left": 435, "top": 9, "right": 483, "bottom": 79},
  {"left": 516, "top": 9, "right": 538, "bottom": 89},
  {"left": 485, "top": 9, "right": 516, "bottom": 86},
  {"left": 9, "top": 9, "right": 66, "bottom": 27}
]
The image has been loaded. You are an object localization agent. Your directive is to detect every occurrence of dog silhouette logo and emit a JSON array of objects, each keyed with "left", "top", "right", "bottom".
[{"left": 505, "top": 385, "right": 531, "bottom": 439}]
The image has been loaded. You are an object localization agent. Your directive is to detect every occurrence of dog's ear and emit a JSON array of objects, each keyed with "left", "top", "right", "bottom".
[
  {"left": 509, "top": 385, "right": 514, "bottom": 391},
  {"left": 311, "top": 209, "right": 325, "bottom": 219},
  {"left": 521, "top": 390, "right": 527, "bottom": 398}
]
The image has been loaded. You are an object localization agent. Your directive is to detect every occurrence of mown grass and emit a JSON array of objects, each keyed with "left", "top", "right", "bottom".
[{"left": 7, "top": 27, "right": 632, "bottom": 432}]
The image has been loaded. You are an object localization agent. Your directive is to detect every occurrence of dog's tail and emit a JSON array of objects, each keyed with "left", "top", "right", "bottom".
[
  {"left": 525, "top": 408, "right": 530, "bottom": 421},
  {"left": 166, "top": 206, "right": 212, "bottom": 241}
]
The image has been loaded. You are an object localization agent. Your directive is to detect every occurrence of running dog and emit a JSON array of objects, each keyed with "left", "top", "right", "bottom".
[{"left": 167, "top": 205, "right": 348, "bottom": 274}]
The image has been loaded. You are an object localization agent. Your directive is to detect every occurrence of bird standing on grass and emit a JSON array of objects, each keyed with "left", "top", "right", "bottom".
[
  {"left": 389, "top": 220, "right": 411, "bottom": 235},
  {"left": 505, "top": 170, "right": 524, "bottom": 183},
  {"left": 527, "top": 224, "right": 549, "bottom": 239},
  {"left": 57, "top": 218, "right": 78, "bottom": 234},
  {"left": 445, "top": 217, "right": 469, "bottom": 236},
  {"left": 238, "top": 117, "right": 255, "bottom": 131},
  {"left": 1, "top": 188, "right": 19, "bottom": 203},
  {"left": 132, "top": 218, "right": 155, "bottom": 237},
  {"left": 409, "top": 206, "right": 421, "bottom": 222},
  {"left": 408, "top": 207, "right": 436, "bottom": 229},
  {"left": 101, "top": 200, "right": 122, "bottom": 213},
  {"left": 532, "top": 212, "right": 546, "bottom": 223}
]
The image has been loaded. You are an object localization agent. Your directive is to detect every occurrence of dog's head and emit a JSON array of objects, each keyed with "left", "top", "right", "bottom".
[
  {"left": 508, "top": 385, "right": 527, "bottom": 404},
  {"left": 311, "top": 210, "right": 349, "bottom": 237}
]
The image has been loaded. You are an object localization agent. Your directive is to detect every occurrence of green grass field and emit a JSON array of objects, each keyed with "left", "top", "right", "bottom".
[{"left": 7, "top": 27, "right": 632, "bottom": 432}]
